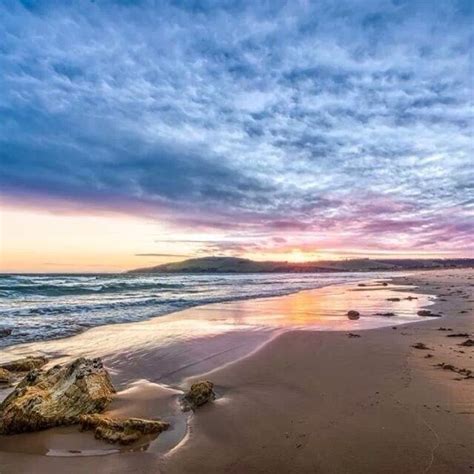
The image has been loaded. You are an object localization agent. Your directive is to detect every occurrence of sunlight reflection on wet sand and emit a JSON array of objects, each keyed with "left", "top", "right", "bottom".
[{"left": 191, "top": 282, "right": 433, "bottom": 330}]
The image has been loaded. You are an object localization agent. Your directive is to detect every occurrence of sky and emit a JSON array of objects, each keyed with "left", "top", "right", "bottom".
[{"left": 0, "top": 0, "right": 473, "bottom": 272}]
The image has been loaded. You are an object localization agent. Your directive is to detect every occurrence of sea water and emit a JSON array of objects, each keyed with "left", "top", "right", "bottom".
[{"left": 0, "top": 272, "right": 388, "bottom": 347}]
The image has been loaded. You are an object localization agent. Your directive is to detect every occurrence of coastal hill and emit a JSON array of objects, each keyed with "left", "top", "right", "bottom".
[{"left": 127, "top": 256, "right": 474, "bottom": 274}]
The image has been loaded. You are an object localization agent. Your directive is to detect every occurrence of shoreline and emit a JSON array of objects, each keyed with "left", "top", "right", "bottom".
[
  {"left": 0, "top": 271, "right": 405, "bottom": 350},
  {"left": 0, "top": 275, "right": 431, "bottom": 384},
  {"left": 0, "top": 269, "right": 472, "bottom": 473}
]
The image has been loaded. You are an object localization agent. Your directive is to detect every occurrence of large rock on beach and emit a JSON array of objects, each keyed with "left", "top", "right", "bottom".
[
  {"left": 80, "top": 414, "right": 169, "bottom": 445},
  {"left": 0, "top": 357, "right": 115, "bottom": 435},
  {"left": 182, "top": 381, "right": 216, "bottom": 411},
  {"left": 1, "top": 356, "right": 48, "bottom": 372}
]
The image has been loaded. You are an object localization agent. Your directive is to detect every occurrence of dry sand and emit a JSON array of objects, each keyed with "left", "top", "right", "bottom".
[{"left": 0, "top": 269, "right": 473, "bottom": 473}]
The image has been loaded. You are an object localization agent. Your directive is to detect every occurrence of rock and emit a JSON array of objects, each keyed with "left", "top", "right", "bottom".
[
  {"left": 405, "top": 296, "right": 418, "bottom": 300},
  {"left": 381, "top": 282, "right": 388, "bottom": 286},
  {"left": 437, "top": 327, "right": 452, "bottom": 331},
  {"left": 348, "top": 333, "right": 360, "bottom": 338},
  {"left": 80, "top": 414, "right": 169, "bottom": 445},
  {"left": 347, "top": 310, "right": 360, "bottom": 320},
  {"left": 376, "top": 312, "right": 395, "bottom": 317},
  {"left": 424, "top": 354, "right": 434, "bottom": 359},
  {"left": 417, "top": 310, "right": 441, "bottom": 317},
  {"left": 459, "top": 339, "right": 474, "bottom": 347},
  {"left": 0, "top": 328, "right": 12, "bottom": 338},
  {"left": 1, "top": 356, "right": 48, "bottom": 372},
  {"left": 182, "top": 381, "right": 216, "bottom": 411},
  {"left": 412, "top": 342, "right": 431, "bottom": 350},
  {"left": 447, "top": 333, "right": 470, "bottom": 338},
  {"left": 387, "top": 298, "right": 401, "bottom": 302},
  {"left": 0, "top": 368, "right": 12, "bottom": 386},
  {"left": 357, "top": 284, "right": 366, "bottom": 287},
  {"left": 0, "top": 357, "right": 115, "bottom": 434}
]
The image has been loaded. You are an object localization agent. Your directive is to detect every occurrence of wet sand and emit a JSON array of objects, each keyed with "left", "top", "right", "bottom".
[{"left": 0, "top": 269, "right": 473, "bottom": 473}]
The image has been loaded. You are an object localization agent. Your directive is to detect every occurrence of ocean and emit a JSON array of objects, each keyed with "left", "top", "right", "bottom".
[{"left": 0, "top": 272, "right": 381, "bottom": 348}]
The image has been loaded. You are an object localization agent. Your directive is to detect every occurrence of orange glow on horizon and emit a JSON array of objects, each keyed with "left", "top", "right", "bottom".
[
  {"left": 0, "top": 207, "right": 181, "bottom": 273},
  {"left": 0, "top": 205, "right": 466, "bottom": 273}
]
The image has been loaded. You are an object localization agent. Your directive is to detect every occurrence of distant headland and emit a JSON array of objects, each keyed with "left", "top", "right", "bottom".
[{"left": 127, "top": 256, "right": 474, "bottom": 274}]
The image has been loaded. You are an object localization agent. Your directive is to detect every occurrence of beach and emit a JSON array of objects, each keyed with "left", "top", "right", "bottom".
[
  {"left": 0, "top": 269, "right": 472, "bottom": 473},
  {"left": 3, "top": 1, "right": 472, "bottom": 472}
]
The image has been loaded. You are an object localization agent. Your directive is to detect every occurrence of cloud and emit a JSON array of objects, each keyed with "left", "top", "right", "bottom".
[{"left": 0, "top": 0, "right": 473, "bottom": 255}]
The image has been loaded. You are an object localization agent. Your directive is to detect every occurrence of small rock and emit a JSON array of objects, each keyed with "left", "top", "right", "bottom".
[
  {"left": 348, "top": 333, "right": 360, "bottom": 338},
  {"left": 412, "top": 342, "right": 431, "bottom": 350},
  {"left": 0, "top": 356, "right": 48, "bottom": 372},
  {"left": 0, "top": 328, "right": 12, "bottom": 338},
  {"left": 447, "top": 333, "right": 470, "bottom": 338},
  {"left": 80, "top": 414, "right": 169, "bottom": 445},
  {"left": 405, "top": 296, "right": 418, "bottom": 300},
  {"left": 357, "top": 283, "right": 366, "bottom": 287},
  {"left": 0, "top": 368, "right": 12, "bottom": 386},
  {"left": 376, "top": 312, "right": 395, "bottom": 317},
  {"left": 459, "top": 339, "right": 474, "bottom": 347},
  {"left": 387, "top": 298, "right": 401, "bottom": 302},
  {"left": 417, "top": 310, "right": 441, "bottom": 317},
  {"left": 437, "top": 327, "right": 452, "bottom": 331},
  {"left": 424, "top": 354, "right": 434, "bottom": 359},
  {"left": 347, "top": 310, "right": 360, "bottom": 320},
  {"left": 182, "top": 381, "right": 216, "bottom": 411}
]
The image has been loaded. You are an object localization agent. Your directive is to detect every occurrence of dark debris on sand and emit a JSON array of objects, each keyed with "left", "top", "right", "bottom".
[
  {"left": 435, "top": 363, "right": 473, "bottom": 380},
  {"left": 412, "top": 342, "right": 432, "bottom": 350}
]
